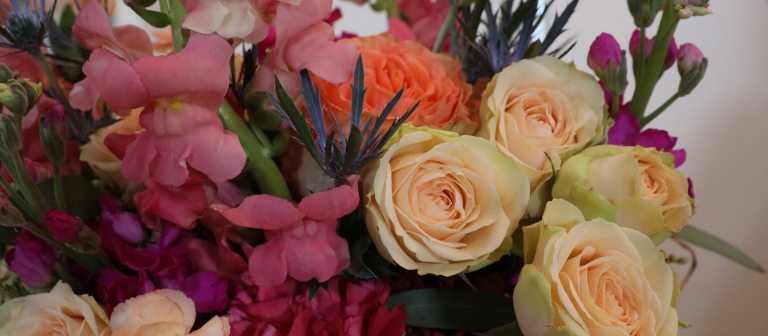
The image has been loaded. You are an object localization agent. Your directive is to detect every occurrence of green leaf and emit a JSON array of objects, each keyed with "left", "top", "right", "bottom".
[
  {"left": 476, "top": 321, "right": 524, "bottom": 336},
  {"left": 132, "top": 0, "right": 158, "bottom": 8},
  {"left": 38, "top": 175, "right": 100, "bottom": 221},
  {"left": 387, "top": 288, "right": 516, "bottom": 331},
  {"left": 128, "top": 3, "right": 171, "bottom": 28},
  {"left": 676, "top": 225, "right": 765, "bottom": 273}
]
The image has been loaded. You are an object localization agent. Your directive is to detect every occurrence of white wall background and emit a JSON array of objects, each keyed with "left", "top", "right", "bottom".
[
  {"left": 115, "top": 1, "right": 768, "bottom": 334},
  {"left": 333, "top": 1, "right": 768, "bottom": 335}
]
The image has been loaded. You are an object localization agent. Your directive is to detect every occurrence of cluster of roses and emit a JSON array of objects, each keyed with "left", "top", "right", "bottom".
[{"left": 0, "top": 0, "right": 713, "bottom": 335}]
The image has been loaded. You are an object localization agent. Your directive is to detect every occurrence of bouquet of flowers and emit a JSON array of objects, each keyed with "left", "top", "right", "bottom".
[{"left": 0, "top": 0, "right": 760, "bottom": 334}]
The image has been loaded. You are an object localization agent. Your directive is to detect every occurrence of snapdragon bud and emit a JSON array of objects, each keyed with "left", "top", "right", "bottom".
[
  {"left": 675, "top": 0, "right": 712, "bottom": 19},
  {"left": 627, "top": 0, "right": 662, "bottom": 28},
  {"left": 19, "top": 80, "right": 42, "bottom": 110},
  {"left": 588, "top": 33, "right": 627, "bottom": 95},
  {"left": 39, "top": 104, "right": 68, "bottom": 166},
  {"left": 677, "top": 43, "right": 707, "bottom": 96},
  {"left": 0, "top": 81, "right": 29, "bottom": 115}
]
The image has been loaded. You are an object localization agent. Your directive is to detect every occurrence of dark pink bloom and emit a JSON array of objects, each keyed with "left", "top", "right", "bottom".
[
  {"left": 227, "top": 277, "right": 406, "bottom": 336},
  {"left": 182, "top": 271, "right": 230, "bottom": 312},
  {"left": 677, "top": 43, "right": 705, "bottom": 74},
  {"left": 588, "top": 33, "right": 622, "bottom": 75},
  {"left": 252, "top": 0, "right": 356, "bottom": 95},
  {"left": 42, "top": 209, "right": 84, "bottom": 243},
  {"left": 6, "top": 231, "right": 56, "bottom": 288},
  {"left": 215, "top": 177, "right": 359, "bottom": 287},
  {"left": 607, "top": 112, "right": 687, "bottom": 167},
  {"left": 99, "top": 196, "right": 146, "bottom": 245}
]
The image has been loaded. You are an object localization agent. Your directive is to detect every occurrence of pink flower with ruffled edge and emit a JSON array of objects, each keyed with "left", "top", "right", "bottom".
[
  {"left": 181, "top": 0, "right": 295, "bottom": 43},
  {"left": 227, "top": 277, "right": 406, "bottom": 336},
  {"left": 389, "top": 0, "right": 450, "bottom": 51},
  {"left": 214, "top": 177, "right": 359, "bottom": 287},
  {"left": 252, "top": 0, "right": 356, "bottom": 95}
]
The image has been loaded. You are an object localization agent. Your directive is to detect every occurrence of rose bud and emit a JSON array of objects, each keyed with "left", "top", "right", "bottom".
[
  {"left": 677, "top": 43, "right": 708, "bottom": 96},
  {"left": 588, "top": 33, "right": 627, "bottom": 96},
  {"left": 43, "top": 210, "right": 84, "bottom": 243}
]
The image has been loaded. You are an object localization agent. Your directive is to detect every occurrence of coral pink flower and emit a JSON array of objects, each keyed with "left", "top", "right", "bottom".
[
  {"left": 227, "top": 277, "right": 406, "bottom": 336},
  {"left": 214, "top": 177, "right": 359, "bottom": 287},
  {"left": 181, "top": 0, "right": 280, "bottom": 43},
  {"left": 252, "top": 0, "right": 355, "bottom": 95},
  {"left": 390, "top": 0, "right": 450, "bottom": 51}
]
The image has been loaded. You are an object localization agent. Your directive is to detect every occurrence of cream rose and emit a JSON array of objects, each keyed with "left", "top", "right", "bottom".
[
  {"left": 553, "top": 145, "right": 694, "bottom": 239},
  {"left": 514, "top": 199, "right": 679, "bottom": 336},
  {"left": 477, "top": 56, "right": 605, "bottom": 205},
  {"left": 364, "top": 125, "right": 530, "bottom": 276},
  {"left": 110, "top": 289, "right": 229, "bottom": 336},
  {"left": 0, "top": 281, "right": 111, "bottom": 336},
  {"left": 80, "top": 109, "right": 142, "bottom": 190}
]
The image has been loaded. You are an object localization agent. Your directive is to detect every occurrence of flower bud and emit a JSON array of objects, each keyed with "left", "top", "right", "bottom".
[
  {"left": 0, "top": 80, "right": 29, "bottom": 115},
  {"left": 0, "top": 116, "right": 23, "bottom": 155},
  {"left": 675, "top": 0, "right": 712, "bottom": 19},
  {"left": 0, "top": 64, "right": 14, "bottom": 83},
  {"left": 677, "top": 43, "right": 707, "bottom": 96},
  {"left": 19, "top": 80, "right": 42, "bottom": 110},
  {"left": 629, "top": 30, "right": 678, "bottom": 73},
  {"left": 588, "top": 33, "right": 627, "bottom": 96},
  {"left": 39, "top": 104, "right": 68, "bottom": 166},
  {"left": 42, "top": 210, "right": 84, "bottom": 243},
  {"left": 627, "top": 0, "right": 662, "bottom": 28}
]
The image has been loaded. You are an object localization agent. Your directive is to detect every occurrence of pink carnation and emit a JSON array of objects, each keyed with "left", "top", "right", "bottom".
[{"left": 227, "top": 277, "right": 406, "bottom": 336}]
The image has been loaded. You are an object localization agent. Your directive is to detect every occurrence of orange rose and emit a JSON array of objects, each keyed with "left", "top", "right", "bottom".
[{"left": 316, "top": 33, "right": 476, "bottom": 133}]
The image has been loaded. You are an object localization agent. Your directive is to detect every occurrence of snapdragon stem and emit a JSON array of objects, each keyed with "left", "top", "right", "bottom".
[
  {"left": 630, "top": 2, "right": 679, "bottom": 117},
  {"left": 218, "top": 102, "right": 291, "bottom": 200},
  {"left": 611, "top": 93, "right": 621, "bottom": 115},
  {"left": 0, "top": 177, "right": 35, "bottom": 218},
  {"left": 52, "top": 164, "right": 67, "bottom": 211},
  {"left": 433, "top": 1, "right": 457, "bottom": 53},
  {"left": 642, "top": 93, "right": 679, "bottom": 126},
  {"left": 9, "top": 151, "right": 48, "bottom": 221},
  {"left": 636, "top": 27, "right": 646, "bottom": 81},
  {"left": 160, "top": 0, "right": 187, "bottom": 51}
]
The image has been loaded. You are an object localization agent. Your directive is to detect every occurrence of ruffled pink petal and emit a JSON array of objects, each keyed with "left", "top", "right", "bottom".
[
  {"left": 73, "top": 2, "right": 120, "bottom": 51},
  {"left": 387, "top": 17, "right": 416, "bottom": 41},
  {"left": 69, "top": 77, "right": 99, "bottom": 111},
  {"left": 134, "top": 183, "right": 209, "bottom": 228},
  {"left": 186, "top": 127, "right": 246, "bottom": 183},
  {"left": 283, "top": 22, "right": 356, "bottom": 84},
  {"left": 132, "top": 34, "right": 232, "bottom": 110},
  {"left": 183, "top": 1, "right": 230, "bottom": 35},
  {"left": 112, "top": 25, "right": 154, "bottom": 60},
  {"left": 283, "top": 221, "right": 349, "bottom": 283},
  {"left": 298, "top": 176, "right": 359, "bottom": 221},
  {"left": 83, "top": 49, "right": 150, "bottom": 110},
  {"left": 276, "top": 0, "right": 332, "bottom": 39},
  {"left": 248, "top": 239, "right": 289, "bottom": 287},
  {"left": 121, "top": 132, "right": 157, "bottom": 184},
  {"left": 216, "top": 195, "right": 304, "bottom": 230}
]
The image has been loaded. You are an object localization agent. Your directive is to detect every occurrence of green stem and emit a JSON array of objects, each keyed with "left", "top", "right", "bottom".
[
  {"left": 642, "top": 93, "right": 679, "bottom": 126},
  {"left": 8, "top": 152, "right": 48, "bottom": 221},
  {"left": 611, "top": 93, "right": 621, "bottom": 115},
  {"left": 23, "top": 223, "right": 104, "bottom": 272},
  {"left": 52, "top": 164, "right": 66, "bottom": 211},
  {"left": 160, "top": 0, "right": 187, "bottom": 51},
  {"left": 433, "top": 2, "right": 457, "bottom": 53},
  {"left": 29, "top": 50, "right": 73, "bottom": 111},
  {"left": 630, "top": 2, "right": 679, "bottom": 118},
  {"left": 218, "top": 102, "right": 291, "bottom": 200},
  {"left": 636, "top": 27, "right": 646, "bottom": 81},
  {"left": 0, "top": 177, "right": 35, "bottom": 219}
]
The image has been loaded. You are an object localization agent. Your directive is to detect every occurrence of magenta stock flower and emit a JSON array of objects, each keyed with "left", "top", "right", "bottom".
[
  {"left": 6, "top": 231, "right": 56, "bottom": 288},
  {"left": 678, "top": 43, "right": 705, "bottom": 74},
  {"left": 252, "top": 0, "right": 356, "bottom": 95},
  {"left": 42, "top": 209, "right": 84, "bottom": 243},
  {"left": 228, "top": 277, "right": 406, "bottom": 336},
  {"left": 629, "top": 30, "right": 678, "bottom": 70},
  {"left": 215, "top": 177, "right": 359, "bottom": 287},
  {"left": 608, "top": 112, "right": 687, "bottom": 167},
  {"left": 587, "top": 33, "right": 622, "bottom": 74}
]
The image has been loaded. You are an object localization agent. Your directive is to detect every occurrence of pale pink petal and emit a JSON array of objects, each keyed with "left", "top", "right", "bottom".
[
  {"left": 132, "top": 34, "right": 233, "bottom": 110},
  {"left": 183, "top": 1, "right": 229, "bottom": 35},
  {"left": 68, "top": 78, "right": 99, "bottom": 111},
  {"left": 298, "top": 176, "right": 359, "bottom": 221},
  {"left": 283, "top": 22, "right": 355, "bottom": 84},
  {"left": 83, "top": 49, "right": 150, "bottom": 110},
  {"left": 186, "top": 126, "right": 246, "bottom": 183},
  {"left": 217, "top": 195, "right": 304, "bottom": 230},
  {"left": 276, "top": 0, "right": 331, "bottom": 38},
  {"left": 387, "top": 17, "right": 416, "bottom": 41},
  {"left": 73, "top": 2, "right": 120, "bottom": 51},
  {"left": 111, "top": 25, "right": 154, "bottom": 60},
  {"left": 248, "top": 240, "right": 289, "bottom": 287},
  {"left": 216, "top": 1, "right": 258, "bottom": 39}
]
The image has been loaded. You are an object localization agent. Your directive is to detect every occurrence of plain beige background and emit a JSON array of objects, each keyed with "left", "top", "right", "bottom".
[
  {"left": 335, "top": 1, "right": 768, "bottom": 334},
  {"left": 115, "top": 0, "right": 768, "bottom": 334}
]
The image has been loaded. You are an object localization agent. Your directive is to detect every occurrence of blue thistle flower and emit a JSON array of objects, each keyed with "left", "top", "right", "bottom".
[
  {"left": 0, "top": 0, "right": 51, "bottom": 52},
  {"left": 268, "top": 56, "right": 418, "bottom": 184}
]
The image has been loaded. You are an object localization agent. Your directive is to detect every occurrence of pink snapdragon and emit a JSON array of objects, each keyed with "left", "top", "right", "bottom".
[
  {"left": 182, "top": 0, "right": 272, "bottom": 43},
  {"left": 389, "top": 0, "right": 450, "bottom": 51},
  {"left": 214, "top": 177, "right": 359, "bottom": 287},
  {"left": 252, "top": 0, "right": 355, "bottom": 95}
]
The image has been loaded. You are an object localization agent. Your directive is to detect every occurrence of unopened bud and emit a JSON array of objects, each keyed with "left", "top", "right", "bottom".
[
  {"left": 0, "top": 117, "right": 23, "bottom": 154},
  {"left": 627, "top": 0, "right": 662, "bottom": 28},
  {"left": 19, "top": 80, "right": 42, "bottom": 111},
  {"left": 0, "top": 197, "right": 25, "bottom": 228},
  {"left": 677, "top": 43, "right": 707, "bottom": 96},
  {"left": 675, "top": 0, "right": 712, "bottom": 19},
  {"left": 0, "top": 81, "right": 29, "bottom": 115},
  {"left": 588, "top": 33, "right": 627, "bottom": 95},
  {"left": 0, "top": 64, "right": 14, "bottom": 83},
  {"left": 39, "top": 104, "right": 68, "bottom": 166}
]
